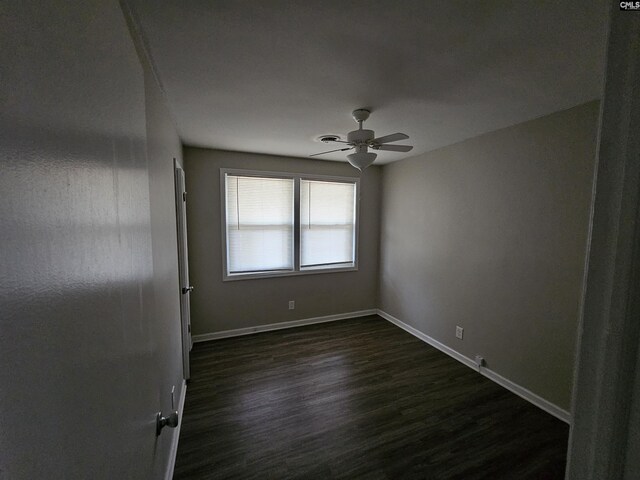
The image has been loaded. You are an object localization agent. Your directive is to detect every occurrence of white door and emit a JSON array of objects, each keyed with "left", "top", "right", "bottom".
[{"left": 175, "top": 161, "right": 192, "bottom": 379}]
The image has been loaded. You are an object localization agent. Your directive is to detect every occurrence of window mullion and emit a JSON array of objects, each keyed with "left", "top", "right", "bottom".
[{"left": 293, "top": 176, "right": 301, "bottom": 271}]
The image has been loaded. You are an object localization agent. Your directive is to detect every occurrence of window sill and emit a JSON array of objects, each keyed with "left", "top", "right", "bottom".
[{"left": 223, "top": 265, "right": 358, "bottom": 282}]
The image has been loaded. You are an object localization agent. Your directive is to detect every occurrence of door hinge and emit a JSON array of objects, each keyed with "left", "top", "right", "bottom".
[
  {"left": 183, "top": 191, "right": 187, "bottom": 202},
  {"left": 188, "top": 324, "right": 191, "bottom": 333}
]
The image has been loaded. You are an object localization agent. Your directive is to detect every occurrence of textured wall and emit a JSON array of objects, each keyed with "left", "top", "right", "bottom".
[
  {"left": 184, "top": 148, "right": 381, "bottom": 335},
  {"left": 141, "top": 44, "right": 186, "bottom": 480},
  {"left": 379, "top": 102, "right": 599, "bottom": 410},
  {"left": 0, "top": 1, "right": 183, "bottom": 478}
]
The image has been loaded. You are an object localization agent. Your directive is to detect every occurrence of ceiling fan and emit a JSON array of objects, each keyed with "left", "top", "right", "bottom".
[{"left": 311, "top": 109, "right": 413, "bottom": 170}]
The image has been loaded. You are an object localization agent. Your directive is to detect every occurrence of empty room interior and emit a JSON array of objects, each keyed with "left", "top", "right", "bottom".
[{"left": 2, "top": 1, "right": 639, "bottom": 479}]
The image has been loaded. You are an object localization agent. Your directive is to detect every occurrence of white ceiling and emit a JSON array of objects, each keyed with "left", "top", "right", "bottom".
[{"left": 130, "top": 0, "right": 608, "bottom": 164}]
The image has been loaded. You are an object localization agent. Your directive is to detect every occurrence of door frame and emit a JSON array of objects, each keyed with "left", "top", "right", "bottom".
[
  {"left": 566, "top": 6, "right": 640, "bottom": 479},
  {"left": 174, "top": 158, "right": 192, "bottom": 380}
]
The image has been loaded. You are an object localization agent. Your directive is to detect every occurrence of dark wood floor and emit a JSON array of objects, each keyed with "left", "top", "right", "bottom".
[{"left": 174, "top": 316, "right": 569, "bottom": 479}]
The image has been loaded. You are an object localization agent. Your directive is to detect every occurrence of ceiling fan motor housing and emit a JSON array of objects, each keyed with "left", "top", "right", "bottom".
[
  {"left": 353, "top": 144, "right": 369, "bottom": 154},
  {"left": 348, "top": 129, "right": 374, "bottom": 144}
]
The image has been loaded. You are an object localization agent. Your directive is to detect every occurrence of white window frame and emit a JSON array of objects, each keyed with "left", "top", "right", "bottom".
[{"left": 220, "top": 168, "right": 360, "bottom": 281}]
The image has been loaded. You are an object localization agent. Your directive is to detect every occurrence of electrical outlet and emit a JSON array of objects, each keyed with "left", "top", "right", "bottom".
[
  {"left": 288, "top": 300, "right": 295, "bottom": 310},
  {"left": 455, "top": 326, "right": 464, "bottom": 339}
]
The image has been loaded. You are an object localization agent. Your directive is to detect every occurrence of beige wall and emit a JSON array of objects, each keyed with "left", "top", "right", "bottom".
[
  {"left": 379, "top": 102, "right": 599, "bottom": 410},
  {"left": 184, "top": 148, "right": 381, "bottom": 334},
  {"left": 0, "top": 2, "right": 185, "bottom": 477}
]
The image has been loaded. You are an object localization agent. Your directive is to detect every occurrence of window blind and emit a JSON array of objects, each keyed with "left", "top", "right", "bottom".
[
  {"left": 225, "top": 175, "right": 294, "bottom": 273},
  {"left": 300, "top": 179, "right": 356, "bottom": 268}
]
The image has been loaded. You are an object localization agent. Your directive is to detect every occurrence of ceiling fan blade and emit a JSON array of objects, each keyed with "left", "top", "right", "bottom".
[
  {"left": 371, "top": 132, "right": 409, "bottom": 144},
  {"left": 375, "top": 144, "right": 414, "bottom": 152},
  {"left": 309, "top": 147, "right": 353, "bottom": 157}
]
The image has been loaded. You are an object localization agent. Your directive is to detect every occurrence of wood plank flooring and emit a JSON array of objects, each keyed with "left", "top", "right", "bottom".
[{"left": 174, "top": 316, "right": 569, "bottom": 479}]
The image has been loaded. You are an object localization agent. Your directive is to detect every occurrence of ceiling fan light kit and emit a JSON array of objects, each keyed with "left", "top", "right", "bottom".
[
  {"left": 311, "top": 109, "right": 413, "bottom": 170},
  {"left": 347, "top": 150, "right": 377, "bottom": 170}
]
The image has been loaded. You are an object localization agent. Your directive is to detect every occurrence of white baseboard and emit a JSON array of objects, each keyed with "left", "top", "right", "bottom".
[
  {"left": 165, "top": 379, "right": 187, "bottom": 480},
  {"left": 192, "top": 309, "right": 378, "bottom": 343},
  {"left": 376, "top": 309, "right": 571, "bottom": 424}
]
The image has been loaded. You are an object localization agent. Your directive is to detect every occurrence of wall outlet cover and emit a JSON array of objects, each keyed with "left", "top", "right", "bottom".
[{"left": 456, "top": 326, "right": 463, "bottom": 339}]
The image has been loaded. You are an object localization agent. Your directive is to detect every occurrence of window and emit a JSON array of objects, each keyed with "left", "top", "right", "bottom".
[
  {"left": 300, "top": 179, "right": 356, "bottom": 269},
  {"left": 225, "top": 175, "right": 294, "bottom": 274},
  {"left": 222, "top": 169, "right": 358, "bottom": 280}
]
